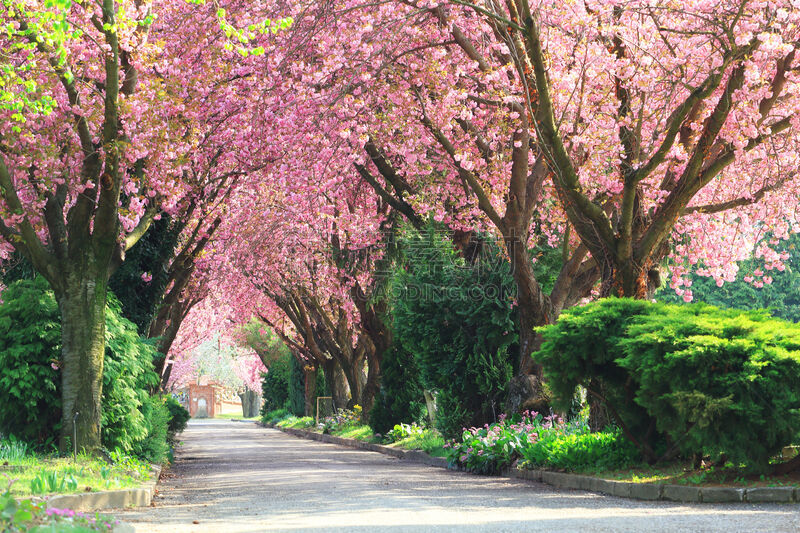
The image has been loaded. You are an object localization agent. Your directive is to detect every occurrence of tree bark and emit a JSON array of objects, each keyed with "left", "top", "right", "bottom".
[
  {"left": 321, "top": 359, "right": 350, "bottom": 410},
  {"left": 360, "top": 351, "right": 381, "bottom": 422},
  {"left": 55, "top": 270, "right": 109, "bottom": 453},
  {"left": 238, "top": 388, "right": 261, "bottom": 418},
  {"left": 303, "top": 365, "right": 317, "bottom": 417}
]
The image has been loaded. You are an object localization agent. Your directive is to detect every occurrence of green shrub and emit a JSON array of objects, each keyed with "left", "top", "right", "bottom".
[
  {"left": 102, "top": 295, "right": 159, "bottom": 453},
  {"left": 533, "top": 298, "right": 658, "bottom": 453},
  {"left": 368, "top": 346, "right": 426, "bottom": 435},
  {"left": 0, "top": 278, "right": 169, "bottom": 459},
  {"left": 619, "top": 304, "right": 800, "bottom": 469},
  {"left": 535, "top": 298, "right": 800, "bottom": 469},
  {"left": 0, "top": 277, "right": 62, "bottom": 445},
  {"left": 260, "top": 352, "right": 291, "bottom": 415},
  {"left": 520, "top": 428, "right": 638, "bottom": 471},
  {"left": 433, "top": 389, "right": 472, "bottom": 441},
  {"left": 132, "top": 396, "right": 170, "bottom": 464},
  {"left": 391, "top": 226, "right": 518, "bottom": 439},
  {"left": 164, "top": 396, "right": 190, "bottom": 440},
  {"left": 288, "top": 357, "right": 326, "bottom": 416},
  {"left": 446, "top": 411, "right": 637, "bottom": 475},
  {"left": 320, "top": 406, "right": 362, "bottom": 434},
  {"left": 261, "top": 408, "right": 290, "bottom": 425},
  {"left": 384, "top": 423, "right": 425, "bottom": 443}
]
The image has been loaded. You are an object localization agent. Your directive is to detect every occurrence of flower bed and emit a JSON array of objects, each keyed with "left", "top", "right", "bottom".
[
  {"left": 445, "top": 411, "right": 638, "bottom": 475},
  {"left": 1, "top": 482, "right": 120, "bottom": 532}
]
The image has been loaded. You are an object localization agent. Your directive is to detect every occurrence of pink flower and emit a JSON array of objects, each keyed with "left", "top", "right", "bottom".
[{"left": 141, "top": 272, "right": 153, "bottom": 283}]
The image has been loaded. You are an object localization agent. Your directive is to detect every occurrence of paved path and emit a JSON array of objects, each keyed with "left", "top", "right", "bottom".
[{"left": 118, "top": 419, "right": 800, "bottom": 532}]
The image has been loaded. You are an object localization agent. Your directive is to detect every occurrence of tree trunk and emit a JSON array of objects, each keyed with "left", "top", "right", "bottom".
[
  {"left": 303, "top": 365, "right": 317, "bottom": 417},
  {"left": 321, "top": 360, "right": 350, "bottom": 410},
  {"left": 360, "top": 352, "right": 381, "bottom": 423},
  {"left": 338, "top": 359, "right": 362, "bottom": 410},
  {"left": 238, "top": 388, "right": 261, "bottom": 418},
  {"left": 56, "top": 274, "right": 108, "bottom": 454},
  {"left": 504, "top": 232, "right": 549, "bottom": 377}
]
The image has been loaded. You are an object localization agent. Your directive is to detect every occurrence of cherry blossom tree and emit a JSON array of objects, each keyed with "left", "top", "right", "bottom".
[
  {"left": 0, "top": 0, "right": 189, "bottom": 451},
  {"left": 257, "top": 0, "right": 800, "bottom": 387}
]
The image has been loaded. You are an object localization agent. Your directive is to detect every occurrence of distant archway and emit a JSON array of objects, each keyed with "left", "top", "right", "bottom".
[{"left": 196, "top": 398, "right": 208, "bottom": 418}]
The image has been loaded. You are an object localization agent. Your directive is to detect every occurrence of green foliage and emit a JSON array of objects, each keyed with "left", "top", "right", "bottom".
[
  {"left": 1, "top": 482, "right": 118, "bottom": 531},
  {"left": 102, "top": 295, "right": 159, "bottom": 453},
  {"left": 535, "top": 298, "right": 800, "bottom": 469},
  {"left": 391, "top": 225, "right": 518, "bottom": 438},
  {"left": 320, "top": 406, "right": 362, "bottom": 434},
  {"left": 260, "top": 352, "right": 291, "bottom": 415},
  {"left": 287, "top": 357, "right": 325, "bottom": 416},
  {"left": 446, "top": 411, "right": 638, "bottom": 475},
  {"left": 619, "top": 304, "right": 800, "bottom": 469},
  {"left": 164, "top": 396, "right": 190, "bottom": 439},
  {"left": 519, "top": 429, "right": 638, "bottom": 471},
  {"left": 384, "top": 423, "right": 425, "bottom": 443},
  {"left": 1, "top": 488, "right": 39, "bottom": 533},
  {"left": 261, "top": 408, "right": 290, "bottom": 425},
  {"left": 108, "top": 217, "right": 181, "bottom": 333},
  {"left": 533, "top": 298, "right": 657, "bottom": 448},
  {"left": 368, "top": 346, "right": 426, "bottom": 435},
  {"left": 433, "top": 389, "right": 473, "bottom": 441},
  {"left": 288, "top": 356, "right": 306, "bottom": 416},
  {"left": 131, "top": 396, "right": 170, "bottom": 464},
  {"left": 0, "top": 278, "right": 170, "bottom": 460},
  {"left": 276, "top": 416, "right": 315, "bottom": 429},
  {"left": 29, "top": 470, "right": 78, "bottom": 495},
  {"left": 0, "top": 438, "right": 29, "bottom": 462},
  {"left": 657, "top": 233, "right": 800, "bottom": 323},
  {"left": 0, "top": 277, "right": 61, "bottom": 445}
]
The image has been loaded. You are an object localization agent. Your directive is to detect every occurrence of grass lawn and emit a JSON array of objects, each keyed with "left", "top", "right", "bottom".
[
  {"left": 388, "top": 432, "right": 447, "bottom": 457},
  {"left": 214, "top": 413, "right": 259, "bottom": 420},
  {"left": 1, "top": 444, "right": 152, "bottom": 498},
  {"left": 1, "top": 457, "right": 151, "bottom": 498},
  {"left": 274, "top": 416, "right": 447, "bottom": 457}
]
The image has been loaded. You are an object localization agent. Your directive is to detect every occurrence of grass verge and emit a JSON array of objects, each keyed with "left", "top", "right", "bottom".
[
  {"left": 271, "top": 413, "right": 445, "bottom": 457},
  {"left": 0, "top": 445, "right": 152, "bottom": 498}
]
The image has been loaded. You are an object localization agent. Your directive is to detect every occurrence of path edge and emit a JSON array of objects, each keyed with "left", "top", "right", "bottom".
[
  {"left": 265, "top": 423, "right": 799, "bottom": 504},
  {"left": 43, "top": 464, "right": 163, "bottom": 512}
]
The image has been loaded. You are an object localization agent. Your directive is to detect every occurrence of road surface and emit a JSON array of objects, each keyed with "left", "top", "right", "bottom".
[{"left": 118, "top": 419, "right": 799, "bottom": 532}]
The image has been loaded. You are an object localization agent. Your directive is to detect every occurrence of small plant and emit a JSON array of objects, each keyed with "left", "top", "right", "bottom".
[
  {"left": 0, "top": 439, "right": 29, "bottom": 462},
  {"left": 446, "top": 411, "right": 639, "bottom": 475},
  {"left": 262, "top": 408, "right": 290, "bottom": 425},
  {"left": 319, "top": 407, "right": 361, "bottom": 434},
  {"left": 29, "top": 470, "right": 79, "bottom": 495},
  {"left": 385, "top": 423, "right": 425, "bottom": 443},
  {"left": 2, "top": 477, "right": 120, "bottom": 532}
]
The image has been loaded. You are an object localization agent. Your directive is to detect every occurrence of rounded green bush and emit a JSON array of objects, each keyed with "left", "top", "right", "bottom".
[{"left": 534, "top": 298, "right": 800, "bottom": 469}]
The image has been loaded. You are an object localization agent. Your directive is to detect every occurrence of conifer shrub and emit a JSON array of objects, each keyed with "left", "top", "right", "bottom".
[
  {"left": 260, "top": 352, "right": 291, "bottom": 415},
  {"left": 535, "top": 298, "right": 800, "bottom": 469},
  {"left": 369, "top": 346, "right": 427, "bottom": 435},
  {"left": 391, "top": 227, "right": 518, "bottom": 439}
]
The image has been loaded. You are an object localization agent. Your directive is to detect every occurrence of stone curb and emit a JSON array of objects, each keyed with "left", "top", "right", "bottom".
[
  {"left": 508, "top": 468, "right": 797, "bottom": 504},
  {"left": 267, "top": 423, "right": 799, "bottom": 505},
  {"left": 44, "top": 464, "right": 162, "bottom": 512},
  {"left": 267, "top": 424, "right": 448, "bottom": 468}
]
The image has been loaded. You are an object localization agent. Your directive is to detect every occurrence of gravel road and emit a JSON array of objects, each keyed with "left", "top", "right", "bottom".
[{"left": 118, "top": 419, "right": 799, "bottom": 533}]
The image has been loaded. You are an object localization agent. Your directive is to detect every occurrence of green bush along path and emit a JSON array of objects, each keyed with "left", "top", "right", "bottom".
[{"left": 118, "top": 419, "right": 798, "bottom": 533}]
